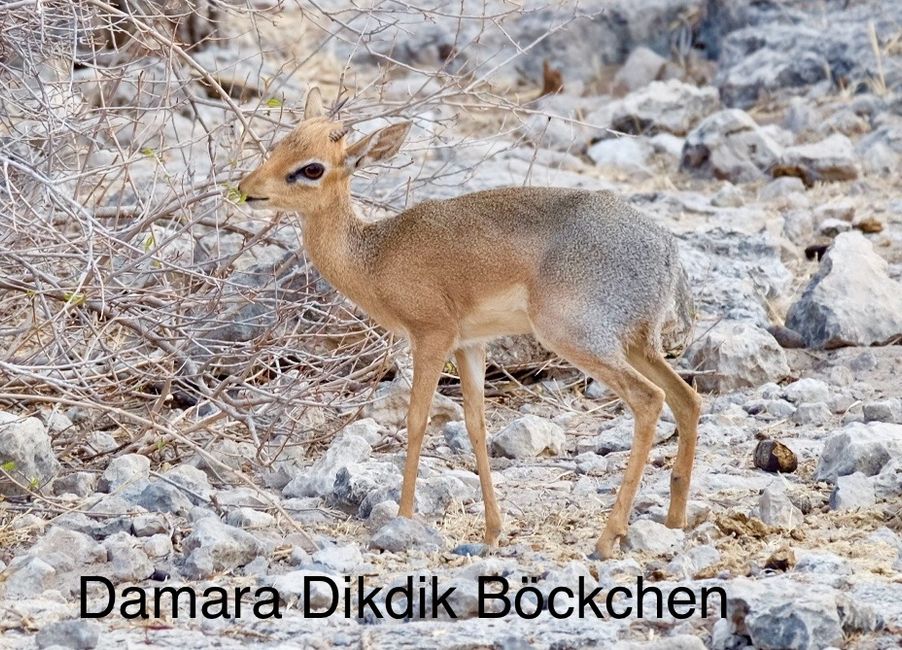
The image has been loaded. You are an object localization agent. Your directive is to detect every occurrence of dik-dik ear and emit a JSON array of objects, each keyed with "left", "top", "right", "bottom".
[
  {"left": 304, "top": 87, "right": 324, "bottom": 118},
  {"left": 344, "top": 122, "right": 412, "bottom": 171}
]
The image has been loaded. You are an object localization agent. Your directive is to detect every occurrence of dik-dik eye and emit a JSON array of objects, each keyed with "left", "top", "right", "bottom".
[{"left": 286, "top": 163, "right": 325, "bottom": 184}]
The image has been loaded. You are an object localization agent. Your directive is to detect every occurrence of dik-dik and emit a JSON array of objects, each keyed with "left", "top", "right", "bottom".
[{"left": 239, "top": 88, "right": 701, "bottom": 559}]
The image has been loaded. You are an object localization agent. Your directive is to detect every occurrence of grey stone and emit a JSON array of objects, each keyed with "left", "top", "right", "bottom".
[
  {"left": 676, "top": 233, "right": 782, "bottom": 342},
  {"left": 412, "top": 474, "right": 473, "bottom": 517},
  {"left": 264, "top": 570, "right": 337, "bottom": 609},
  {"left": 11, "top": 512, "right": 45, "bottom": 532},
  {"left": 783, "top": 378, "right": 831, "bottom": 404},
  {"left": 338, "top": 418, "right": 382, "bottom": 445},
  {"left": 142, "top": 534, "right": 173, "bottom": 559},
  {"left": 51, "top": 471, "right": 97, "bottom": 497},
  {"left": 857, "top": 122, "right": 902, "bottom": 176},
  {"left": 443, "top": 420, "right": 471, "bottom": 453},
  {"left": 816, "top": 422, "right": 902, "bottom": 482},
  {"left": 2, "top": 556, "right": 57, "bottom": 598},
  {"left": 784, "top": 98, "right": 817, "bottom": 135},
  {"left": 366, "top": 500, "right": 399, "bottom": 530},
  {"left": 131, "top": 513, "right": 169, "bottom": 537},
  {"left": 490, "top": 415, "right": 566, "bottom": 459},
  {"left": 681, "top": 109, "right": 782, "bottom": 182},
  {"left": 452, "top": 543, "right": 490, "bottom": 558},
  {"left": 282, "top": 433, "right": 371, "bottom": 498},
  {"left": 786, "top": 232, "right": 902, "bottom": 348},
  {"left": 521, "top": 93, "right": 599, "bottom": 152},
  {"left": 614, "top": 635, "right": 706, "bottom": 650},
  {"left": 684, "top": 320, "right": 790, "bottom": 393},
  {"left": 760, "top": 176, "right": 806, "bottom": 202},
  {"left": 716, "top": 31, "right": 829, "bottom": 108},
  {"left": 765, "top": 399, "right": 797, "bottom": 419},
  {"left": 103, "top": 532, "right": 154, "bottom": 582},
  {"left": 133, "top": 481, "right": 195, "bottom": 516},
  {"left": 28, "top": 526, "right": 106, "bottom": 571},
  {"left": 594, "top": 416, "right": 675, "bottom": 454},
  {"left": 612, "top": 46, "right": 668, "bottom": 94},
  {"left": 280, "top": 496, "right": 330, "bottom": 526},
  {"left": 43, "top": 410, "right": 74, "bottom": 434},
  {"left": 722, "top": 578, "right": 844, "bottom": 650},
  {"left": 714, "top": 3, "right": 902, "bottom": 110},
  {"left": 874, "top": 459, "right": 902, "bottom": 500},
  {"left": 85, "top": 431, "right": 118, "bottom": 454},
  {"left": 759, "top": 483, "right": 804, "bottom": 528},
  {"left": 0, "top": 410, "right": 60, "bottom": 496},
  {"left": 848, "top": 351, "right": 878, "bottom": 372},
  {"left": 794, "top": 551, "right": 852, "bottom": 580},
  {"left": 790, "top": 402, "right": 832, "bottom": 426},
  {"left": 818, "top": 218, "right": 852, "bottom": 238},
  {"left": 53, "top": 506, "right": 133, "bottom": 540},
  {"left": 782, "top": 209, "right": 815, "bottom": 246},
  {"left": 212, "top": 486, "right": 270, "bottom": 509},
  {"left": 711, "top": 182, "right": 743, "bottom": 207},
  {"left": 98, "top": 454, "right": 150, "bottom": 493},
  {"left": 370, "top": 518, "right": 443, "bottom": 553},
  {"left": 182, "top": 517, "right": 269, "bottom": 579},
  {"left": 575, "top": 452, "right": 607, "bottom": 475},
  {"left": 863, "top": 398, "right": 902, "bottom": 424},
  {"left": 312, "top": 544, "right": 363, "bottom": 572},
  {"left": 224, "top": 507, "right": 276, "bottom": 529},
  {"left": 667, "top": 544, "right": 721, "bottom": 577},
  {"left": 331, "top": 461, "right": 400, "bottom": 512},
  {"left": 775, "top": 134, "right": 858, "bottom": 187},
  {"left": 587, "top": 136, "right": 655, "bottom": 176},
  {"left": 624, "top": 519, "right": 684, "bottom": 555},
  {"left": 828, "top": 392, "right": 856, "bottom": 415},
  {"left": 162, "top": 464, "right": 212, "bottom": 503},
  {"left": 649, "top": 132, "right": 685, "bottom": 160},
  {"left": 610, "top": 80, "right": 719, "bottom": 136},
  {"left": 36, "top": 620, "right": 100, "bottom": 649},
  {"left": 829, "top": 472, "right": 876, "bottom": 510},
  {"left": 818, "top": 108, "right": 869, "bottom": 137}
]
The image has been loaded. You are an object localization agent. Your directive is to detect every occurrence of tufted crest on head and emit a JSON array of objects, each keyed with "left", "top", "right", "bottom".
[{"left": 237, "top": 87, "right": 412, "bottom": 212}]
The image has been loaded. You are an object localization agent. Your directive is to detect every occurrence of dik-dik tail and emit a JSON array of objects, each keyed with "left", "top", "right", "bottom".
[{"left": 658, "top": 242, "right": 695, "bottom": 356}]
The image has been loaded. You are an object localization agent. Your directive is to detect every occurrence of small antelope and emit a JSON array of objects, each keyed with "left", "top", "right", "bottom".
[{"left": 239, "top": 88, "right": 701, "bottom": 558}]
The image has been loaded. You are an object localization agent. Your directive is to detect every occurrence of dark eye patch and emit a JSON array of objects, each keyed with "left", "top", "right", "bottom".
[{"left": 286, "top": 163, "right": 325, "bottom": 183}]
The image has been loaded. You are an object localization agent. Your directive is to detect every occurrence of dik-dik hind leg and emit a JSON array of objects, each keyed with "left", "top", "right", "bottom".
[
  {"left": 398, "top": 335, "right": 453, "bottom": 519},
  {"left": 627, "top": 346, "right": 701, "bottom": 529},
  {"left": 455, "top": 344, "right": 502, "bottom": 546},
  {"left": 535, "top": 332, "right": 665, "bottom": 559}
]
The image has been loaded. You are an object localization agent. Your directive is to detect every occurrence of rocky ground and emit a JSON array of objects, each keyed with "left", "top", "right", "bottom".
[{"left": 1, "top": 1, "right": 902, "bottom": 648}]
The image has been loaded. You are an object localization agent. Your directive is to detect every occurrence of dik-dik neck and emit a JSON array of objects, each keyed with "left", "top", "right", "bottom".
[{"left": 299, "top": 194, "right": 372, "bottom": 305}]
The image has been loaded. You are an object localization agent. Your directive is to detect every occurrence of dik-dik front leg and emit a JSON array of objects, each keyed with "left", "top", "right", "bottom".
[
  {"left": 455, "top": 344, "right": 502, "bottom": 545},
  {"left": 397, "top": 335, "right": 453, "bottom": 519}
]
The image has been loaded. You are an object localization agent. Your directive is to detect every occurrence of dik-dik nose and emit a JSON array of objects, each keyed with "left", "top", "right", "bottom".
[{"left": 237, "top": 173, "right": 264, "bottom": 202}]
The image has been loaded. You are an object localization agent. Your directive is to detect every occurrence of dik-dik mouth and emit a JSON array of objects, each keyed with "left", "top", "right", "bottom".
[{"left": 244, "top": 196, "right": 270, "bottom": 208}]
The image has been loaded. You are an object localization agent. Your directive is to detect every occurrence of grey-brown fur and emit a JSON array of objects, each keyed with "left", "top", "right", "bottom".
[
  {"left": 239, "top": 92, "right": 702, "bottom": 558},
  {"left": 358, "top": 187, "right": 685, "bottom": 354}
]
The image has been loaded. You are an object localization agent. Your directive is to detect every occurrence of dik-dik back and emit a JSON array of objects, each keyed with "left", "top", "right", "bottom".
[
  {"left": 239, "top": 87, "right": 701, "bottom": 559},
  {"left": 367, "top": 186, "right": 684, "bottom": 351}
]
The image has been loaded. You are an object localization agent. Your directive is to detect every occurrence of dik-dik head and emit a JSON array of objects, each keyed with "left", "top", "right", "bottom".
[{"left": 239, "top": 87, "right": 411, "bottom": 215}]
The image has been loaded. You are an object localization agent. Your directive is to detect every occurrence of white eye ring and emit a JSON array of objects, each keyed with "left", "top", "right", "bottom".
[{"left": 287, "top": 162, "right": 326, "bottom": 184}]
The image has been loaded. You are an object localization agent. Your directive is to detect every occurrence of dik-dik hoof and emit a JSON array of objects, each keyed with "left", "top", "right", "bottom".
[
  {"left": 665, "top": 512, "right": 687, "bottom": 529},
  {"left": 593, "top": 532, "right": 624, "bottom": 560}
]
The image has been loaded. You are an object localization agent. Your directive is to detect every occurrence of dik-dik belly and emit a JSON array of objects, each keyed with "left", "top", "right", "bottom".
[{"left": 458, "top": 284, "right": 533, "bottom": 343}]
